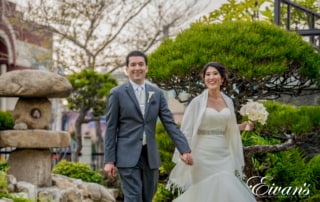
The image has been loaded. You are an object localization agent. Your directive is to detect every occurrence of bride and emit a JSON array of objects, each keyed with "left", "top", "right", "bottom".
[{"left": 167, "top": 62, "right": 257, "bottom": 202}]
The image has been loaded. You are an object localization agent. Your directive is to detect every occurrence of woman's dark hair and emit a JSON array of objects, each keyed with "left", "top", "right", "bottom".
[
  {"left": 126, "top": 50, "right": 148, "bottom": 66},
  {"left": 201, "top": 62, "right": 228, "bottom": 86}
]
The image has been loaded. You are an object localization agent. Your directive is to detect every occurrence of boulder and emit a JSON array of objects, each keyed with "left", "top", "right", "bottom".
[{"left": 6, "top": 174, "right": 117, "bottom": 202}]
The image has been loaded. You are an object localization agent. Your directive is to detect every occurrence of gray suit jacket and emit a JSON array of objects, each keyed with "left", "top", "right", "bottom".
[{"left": 104, "top": 82, "right": 191, "bottom": 169}]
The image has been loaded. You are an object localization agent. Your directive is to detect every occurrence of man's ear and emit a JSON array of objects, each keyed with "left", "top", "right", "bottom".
[{"left": 124, "top": 67, "right": 129, "bottom": 76}]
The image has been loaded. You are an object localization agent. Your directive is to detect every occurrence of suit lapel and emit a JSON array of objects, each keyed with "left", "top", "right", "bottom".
[
  {"left": 145, "top": 84, "right": 152, "bottom": 117},
  {"left": 125, "top": 82, "right": 143, "bottom": 117}
]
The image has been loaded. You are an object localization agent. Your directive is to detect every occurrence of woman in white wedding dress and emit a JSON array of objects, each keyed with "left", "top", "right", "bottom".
[{"left": 167, "top": 62, "right": 257, "bottom": 202}]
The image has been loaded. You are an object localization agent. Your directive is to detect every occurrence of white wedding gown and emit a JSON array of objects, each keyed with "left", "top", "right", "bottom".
[{"left": 172, "top": 108, "right": 256, "bottom": 202}]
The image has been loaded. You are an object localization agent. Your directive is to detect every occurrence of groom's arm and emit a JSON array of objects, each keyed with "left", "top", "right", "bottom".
[
  {"left": 104, "top": 89, "right": 119, "bottom": 164},
  {"left": 157, "top": 90, "right": 191, "bottom": 154}
]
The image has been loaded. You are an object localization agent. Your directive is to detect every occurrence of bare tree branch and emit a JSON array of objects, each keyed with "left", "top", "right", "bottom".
[{"left": 244, "top": 134, "right": 296, "bottom": 155}]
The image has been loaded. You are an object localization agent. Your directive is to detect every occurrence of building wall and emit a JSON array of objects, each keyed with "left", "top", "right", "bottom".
[{"left": 0, "top": 0, "right": 54, "bottom": 118}]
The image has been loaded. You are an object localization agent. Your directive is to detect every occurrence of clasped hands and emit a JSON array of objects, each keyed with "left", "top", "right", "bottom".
[{"left": 180, "top": 152, "right": 193, "bottom": 165}]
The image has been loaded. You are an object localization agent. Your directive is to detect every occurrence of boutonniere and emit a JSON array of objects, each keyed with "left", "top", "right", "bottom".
[{"left": 147, "top": 91, "right": 155, "bottom": 103}]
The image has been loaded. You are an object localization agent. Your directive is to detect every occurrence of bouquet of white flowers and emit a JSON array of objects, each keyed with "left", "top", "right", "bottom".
[{"left": 239, "top": 100, "right": 269, "bottom": 127}]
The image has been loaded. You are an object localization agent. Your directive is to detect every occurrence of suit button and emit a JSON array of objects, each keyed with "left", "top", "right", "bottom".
[{"left": 139, "top": 138, "right": 143, "bottom": 141}]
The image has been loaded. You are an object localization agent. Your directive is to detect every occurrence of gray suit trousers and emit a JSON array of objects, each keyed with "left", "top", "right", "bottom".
[{"left": 118, "top": 146, "right": 159, "bottom": 202}]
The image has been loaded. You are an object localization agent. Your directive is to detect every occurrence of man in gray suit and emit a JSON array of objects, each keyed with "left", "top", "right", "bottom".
[{"left": 104, "top": 50, "right": 193, "bottom": 202}]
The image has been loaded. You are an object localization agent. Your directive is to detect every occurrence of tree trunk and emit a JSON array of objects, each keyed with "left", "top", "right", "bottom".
[
  {"left": 243, "top": 151, "right": 260, "bottom": 185},
  {"left": 95, "top": 119, "right": 104, "bottom": 169},
  {"left": 72, "top": 108, "right": 87, "bottom": 162}
]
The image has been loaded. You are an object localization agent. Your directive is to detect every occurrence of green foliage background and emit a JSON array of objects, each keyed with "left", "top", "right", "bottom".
[
  {"left": 52, "top": 159, "right": 103, "bottom": 184},
  {"left": 0, "top": 111, "right": 14, "bottom": 130},
  {"left": 67, "top": 68, "right": 118, "bottom": 116},
  {"left": 147, "top": 21, "right": 320, "bottom": 110},
  {"left": 154, "top": 102, "right": 320, "bottom": 201},
  {"left": 148, "top": 21, "right": 320, "bottom": 83},
  {"left": 0, "top": 168, "right": 37, "bottom": 202}
]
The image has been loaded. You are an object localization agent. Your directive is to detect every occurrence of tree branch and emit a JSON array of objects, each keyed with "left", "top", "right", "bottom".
[{"left": 244, "top": 133, "right": 296, "bottom": 156}]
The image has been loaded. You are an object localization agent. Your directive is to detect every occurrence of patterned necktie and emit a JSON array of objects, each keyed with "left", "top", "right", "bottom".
[
  {"left": 137, "top": 87, "right": 145, "bottom": 116},
  {"left": 137, "top": 87, "right": 146, "bottom": 145}
]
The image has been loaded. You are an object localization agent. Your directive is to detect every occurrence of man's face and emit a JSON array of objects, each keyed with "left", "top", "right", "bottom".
[{"left": 126, "top": 56, "right": 148, "bottom": 85}]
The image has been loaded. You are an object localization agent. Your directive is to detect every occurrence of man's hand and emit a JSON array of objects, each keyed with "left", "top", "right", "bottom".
[
  {"left": 104, "top": 162, "right": 116, "bottom": 177},
  {"left": 180, "top": 152, "right": 193, "bottom": 165}
]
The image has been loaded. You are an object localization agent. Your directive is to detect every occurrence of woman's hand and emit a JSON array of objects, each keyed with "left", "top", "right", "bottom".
[
  {"left": 180, "top": 152, "right": 193, "bottom": 165},
  {"left": 239, "top": 121, "right": 254, "bottom": 131}
]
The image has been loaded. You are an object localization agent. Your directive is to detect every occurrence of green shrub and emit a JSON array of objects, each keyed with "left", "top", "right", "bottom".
[
  {"left": 0, "top": 193, "right": 36, "bottom": 202},
  {"left": 153, "top": 183, "right": 177, "bottom": 202},
  {"left": 263, "top": 101, "right": 320, "bottom": 135},
  {"left": 52, "top": 160, "right": 103, "bottom": 184},
  {"left": 0, "top": 160, "right": 8, "bottom": 172},
  {"left": 0, "top": 170, "right": 8, "bottom": 194},
  {"left": 255, "top": 148, "right": 320, "bottom": 202},
  {"left": 156, "top": 123, "right": 176, "bottom": 177},
  {"left": 154, "top": 123, "right": 178, "bottom": 201},
  {"left": 0, "top": 111, "right": 14, "bottom": 130},
  {"left": 0, "top": 170, "right": 36, "bottom": 202}
]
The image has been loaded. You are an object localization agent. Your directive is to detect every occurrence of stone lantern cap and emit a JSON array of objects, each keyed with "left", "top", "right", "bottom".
[
  {"left": 0, "top": 130, "right": 71, "bottom": 148},
  {"left": 0, "top": 70, "right": 72, "bottom": 98}
]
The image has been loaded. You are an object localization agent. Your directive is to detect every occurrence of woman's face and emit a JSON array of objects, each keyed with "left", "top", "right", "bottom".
[{"left": 204, "top": 66, "right": 223, "bottom": 90}]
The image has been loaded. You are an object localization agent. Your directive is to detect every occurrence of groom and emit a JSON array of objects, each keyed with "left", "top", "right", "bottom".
[{"left": 104, "top": 50, "right": 193, "bottom": 202}]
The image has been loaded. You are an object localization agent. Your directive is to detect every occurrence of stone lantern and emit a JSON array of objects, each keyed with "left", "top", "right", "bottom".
[{"left": 0, "top": 70, "right": 72, "bottom": 187}]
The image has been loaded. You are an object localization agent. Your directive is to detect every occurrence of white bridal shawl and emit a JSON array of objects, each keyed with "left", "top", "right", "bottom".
[{"left": 167, "top": 89, "right": 245, "bottom": 192}]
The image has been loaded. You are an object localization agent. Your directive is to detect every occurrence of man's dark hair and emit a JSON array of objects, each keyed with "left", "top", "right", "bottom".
[{"left": 126, "top": 50, "right": 148, "bottom": 66}]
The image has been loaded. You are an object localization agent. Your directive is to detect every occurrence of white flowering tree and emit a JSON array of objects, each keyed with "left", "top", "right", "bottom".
[
  {"left": 12, "top": 0, "right": 208, "bottom": 162},
  {"left": 16, "top": 0, "right": 207, "bottom": 74}
]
